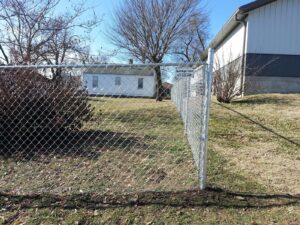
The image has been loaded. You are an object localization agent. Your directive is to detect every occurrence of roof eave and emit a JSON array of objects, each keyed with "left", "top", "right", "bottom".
[
  {"left": 239, "top": 0, "right": 277, "bottom": 13},
  {"left": 201, "top": 10, "right": 243, "bottom": 60}
]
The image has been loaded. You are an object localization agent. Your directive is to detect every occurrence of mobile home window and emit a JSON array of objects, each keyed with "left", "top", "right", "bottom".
[
  {"left": 138, "top": 78, "right": 143, "bottom": 89},
  {"left": 115, "top": 77, "right": 121, "bottom": 86},
  {"left": 92, "top": 76, "right": 98, "bottom": 88}
]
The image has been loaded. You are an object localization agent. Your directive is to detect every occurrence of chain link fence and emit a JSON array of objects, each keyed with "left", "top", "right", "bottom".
[
  {"left": 171, "top": 64, "right": 212, "bottom": 189},
  {"left": 0, "top": 58, "right": 213, "bottom": 196}
]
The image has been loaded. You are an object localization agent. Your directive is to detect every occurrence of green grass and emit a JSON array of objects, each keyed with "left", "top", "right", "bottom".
[{"left": 0, "top": 94, "right": 299, "bottom": 224}]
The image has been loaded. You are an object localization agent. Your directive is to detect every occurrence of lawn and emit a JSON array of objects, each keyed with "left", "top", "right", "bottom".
[
  {"left": 0, "top": 98, "right": 198, "bottom": 195},
  {"left": 0, "top": 94, "right": 299, "bottom": 224}
]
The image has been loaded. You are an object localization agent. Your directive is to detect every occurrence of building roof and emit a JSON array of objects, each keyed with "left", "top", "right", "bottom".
[
  {"left": 162, "top": 82, "right": 173, "bottom": 89},
  {"left": 239, "top": 0, "right": 277, "bottom": 13},
  {"left": 202, "top": 0, "right": 278, "bottom": 60},
  {"left": 84, "top": 66, "right": 155, "bottom": 76}
]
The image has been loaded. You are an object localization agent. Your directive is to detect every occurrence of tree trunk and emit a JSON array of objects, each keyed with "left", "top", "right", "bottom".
[
  {"left": 0, "top": 44, "right": 9, "bottom": 64},
  {"left": 154, "top": 66, "right": 163, "bottom": 101},
  {"left": 51, "top": 67, "right": 63, "bottom": 81}
]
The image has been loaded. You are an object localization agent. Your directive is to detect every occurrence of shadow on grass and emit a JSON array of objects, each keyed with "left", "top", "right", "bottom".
[
  {"left": 216, "top": 103, "right": 300, "bottom": 147},
  {"left": 231, "top": 95, "right": 292, "bottom": 105},
  {"left": 87, "top": 97, "right": 107, "bottom": 102},
  {"left": 0, "top": 188, "right": 299, "bottom": 212},
  {"left": 0, "top": 130, "right": 147, "bottom": 161}
]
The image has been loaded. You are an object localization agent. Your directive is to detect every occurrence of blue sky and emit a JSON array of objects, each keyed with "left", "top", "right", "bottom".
[{"left": 82, "top": 0, "right": 251, "bottom": 62}]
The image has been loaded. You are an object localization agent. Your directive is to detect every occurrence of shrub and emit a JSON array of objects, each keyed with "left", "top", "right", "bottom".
[
  {"left": 213, "top": 57, "right": 243, "bottom": 103},
  {"left": 213, "top": 54, "right": 279, "bottom": 103},
  {"left": 0, "top": 68, "right": 93, "bottom": 155}
]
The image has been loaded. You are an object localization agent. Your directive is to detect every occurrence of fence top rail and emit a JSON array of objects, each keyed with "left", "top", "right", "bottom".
[{"left": 0, "top": 62, "right": 207, "bottom": 69}]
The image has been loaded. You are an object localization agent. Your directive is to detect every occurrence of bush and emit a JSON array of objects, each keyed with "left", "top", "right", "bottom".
[
  {"left": 0, "top": 69, "right": 93, "bottom": 155},
  {"left": 213, "top": 57, "right": 243, "bottom": 103}
]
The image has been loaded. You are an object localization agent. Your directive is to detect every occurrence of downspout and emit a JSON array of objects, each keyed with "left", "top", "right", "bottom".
[{"left": 235, "top": 13, "right": 247, "bottom": 96}]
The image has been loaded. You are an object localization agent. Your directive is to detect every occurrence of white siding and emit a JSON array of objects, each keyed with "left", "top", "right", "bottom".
[
  {"left": 214, "top": 23, "right": 246, "bottom": 69},
  {"left": 190, "top": 66, "right": 205, "bottom": 97},
  {"left": 247, "top": 0, "right": 300, "bottom": 55},
  {"left": 83, "top": 74, "right": 156, "bottom": 97}
]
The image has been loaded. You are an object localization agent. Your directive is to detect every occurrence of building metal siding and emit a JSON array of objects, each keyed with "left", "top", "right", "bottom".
[
  {"left": 247, "top": 0, "right": 300, "bottom": 55},
  {"left": 245, "top": 76, "right": 300, "bottom": 94},
  {"left": 207, "top": 0, "right": 300, "bottom": 94},
  {"left": 245, "top": 53, "right": 300, "bottom": 78},
  {"left": 213, "top": 23, "right": 247, "bottom": 69}
]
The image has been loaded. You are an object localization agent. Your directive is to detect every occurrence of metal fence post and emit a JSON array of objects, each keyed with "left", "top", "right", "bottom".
[
  {"left": 199, "top": 48, "right": 214, "bottom": 190},
  {"left": 180, "top": 78, "right": 183, "bottom": 117},
  {"left": 184, "top": 76, "right": 190, "bottom": 135}
]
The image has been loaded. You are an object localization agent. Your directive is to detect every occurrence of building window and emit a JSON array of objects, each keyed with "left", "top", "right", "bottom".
[
  {"left": 92, "top": 76, "right": 98, "bottom": 88},
  {"left": 115, "top": 77, "right": 121, "bottom": 86},
  {"left": 138, "top": 78, "right": 143, "bottom": 89}
]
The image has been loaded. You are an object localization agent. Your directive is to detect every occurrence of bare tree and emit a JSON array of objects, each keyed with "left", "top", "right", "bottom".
[
  {"left": 173, "top": 12, "right": 209, "bottom": 62},
  {"left": 41, "top": 13, "right": 100, "bottom": 79},
  {"left": 0, "top": 0, "right": 100, "bottom": 72},
  {"left": 0, "top": 0, "right": 60, "bottom": 64},
  {"left": 110, "top": 0, "right": 206, "bottom": 101},
  {"left": 42, "top": 27, "right": 89, "bottom": 79},
  {"left": 82, "top": 49, "right": 118, "bottom": 65}
]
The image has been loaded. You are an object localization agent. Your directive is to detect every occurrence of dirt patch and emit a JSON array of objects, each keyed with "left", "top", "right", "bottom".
[{"left": 213, "top": 142, "right": 300, "bottom": 194}]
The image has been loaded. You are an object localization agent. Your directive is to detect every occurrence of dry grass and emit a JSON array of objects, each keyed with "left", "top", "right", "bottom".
[
  {"left": 0, "top": 94, "right": 299, "bottom": 225},
  {"left": 0, "top": 98, "right": 198, "bottom": 195},
  {"left": 209, "top": 94, "right": 300, "bottom": 194}
]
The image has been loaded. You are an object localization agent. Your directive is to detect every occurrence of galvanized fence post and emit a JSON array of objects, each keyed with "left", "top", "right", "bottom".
[
  {"left": 184, "top": 76, "right": 190, "bottom": 135},
  {"left": 199, "top": 48, "right": 214, "bottom": 190},
  {"left": 180, "top": 78, "right": 184, "bottom": 118}
]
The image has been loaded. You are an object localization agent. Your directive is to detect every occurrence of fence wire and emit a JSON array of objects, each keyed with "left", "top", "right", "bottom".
[
  {"left": 171, "top": 65, "right": 211, "bottom": 188},
  {"left": 0, "top": 62, "right": 212, "bottom": 196}
]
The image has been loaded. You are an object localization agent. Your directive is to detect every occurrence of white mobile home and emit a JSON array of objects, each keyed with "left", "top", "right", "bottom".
[
  {"left": 203, "top": 0, "right": 300, "bottom": 94},
  {"left": 83, "top": 67, "right": 156, "bottom": 97}
]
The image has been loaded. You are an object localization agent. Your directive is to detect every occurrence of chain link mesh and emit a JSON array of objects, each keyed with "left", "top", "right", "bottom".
[
  {"left": 0, "top": 63, "right": 210, "bottom": 196},
  {"left": 171, "top": 66, "right": 209, "bottom": 185}
]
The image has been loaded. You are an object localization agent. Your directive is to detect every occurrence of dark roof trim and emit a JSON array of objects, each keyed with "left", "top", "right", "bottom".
[
  {"left": 239, "top": 0, "right": 277, "bottom": 13},
  {"left": 201, "top": 0, "right": 278, "bottom": 60},
  {"left": 84, "top": 73, "right": 154, "bottom": 77},
  {"left": 84, "top": 67, "right": 155, "bottom": 76}
]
